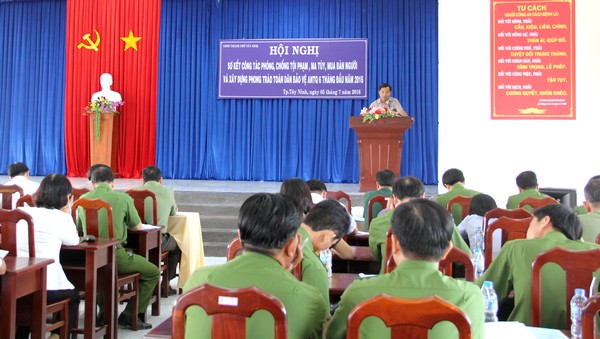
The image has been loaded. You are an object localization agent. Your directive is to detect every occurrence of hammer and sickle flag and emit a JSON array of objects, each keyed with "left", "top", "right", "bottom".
[{"left": 77, "top": 29, "right": 101, "bottom": 52}]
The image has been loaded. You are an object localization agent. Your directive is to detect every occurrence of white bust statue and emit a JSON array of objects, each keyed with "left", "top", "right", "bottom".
[{"left": 91, "top": 73, "right": 122, "bottom": 102}]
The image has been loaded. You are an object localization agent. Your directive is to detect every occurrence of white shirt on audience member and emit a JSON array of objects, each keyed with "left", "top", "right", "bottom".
[
  {"left": 457, "top": 214, "right": 500, "bottom": 253},
  {"left": 6, "top": 175, "right": 39, "bottom": 208},
  {"left": 17, "top": 206, "right": 80, "bottom": 290}
]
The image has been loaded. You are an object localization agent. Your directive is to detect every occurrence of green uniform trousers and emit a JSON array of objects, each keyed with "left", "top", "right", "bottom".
[{"left": 116, "top": 247, "right": 160, "bottom": 316}]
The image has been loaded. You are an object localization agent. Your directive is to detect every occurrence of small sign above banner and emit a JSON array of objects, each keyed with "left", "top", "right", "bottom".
[{"left": 218, "top": 39, "right": 368, "bottom": 99}]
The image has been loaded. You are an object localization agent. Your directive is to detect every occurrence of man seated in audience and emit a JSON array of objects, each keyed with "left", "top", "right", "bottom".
[
  {"left": 299, "top": 199, "right": 351, "bottom": 310},
  {"left": 327, "top": 199, "right": 484, "bottom": 339},
  {"left": 506, "top": 170, "right": 549, "bottom": 210},
  {"left": 477, "top": 204, "right": 600, "bottom": 328},
  {"left": 369, "top": 177, "right": 471, "bottom": 274},
  {"left": 77, "top": 166, "right": 160, "bottom": 330},
  {"left": 183, "top": 193, "right": 327, "bottom": 338},
  {"left": 84, "top": 163, "right": 108, "bottom": 190},
  {"left": 435, "top": 168, "right": 480, "bottom": 225},
  {"left": 574, "top": 175, "right": 600, "bottom": 215},
  {"left": 133, "top": 165, "right": 180, "bottom": 295},
  {"left": 5, "top": 161, "right": 39, "bottom": 206},
  {"left": 306, "top": 178, "right": 357, "bottom": 234},
  {"left": 579, "top": 178, "right": 600, "bottom": 242},
  {"left": 362, "top": 169, "right": 395, "bottom": 229}
]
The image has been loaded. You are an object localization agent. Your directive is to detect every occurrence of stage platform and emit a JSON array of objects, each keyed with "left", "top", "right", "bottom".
[{"left": 3, "top": 176, "right": 438, "bottom": 256}]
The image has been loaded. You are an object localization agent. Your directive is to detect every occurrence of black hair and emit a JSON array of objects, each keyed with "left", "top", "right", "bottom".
[
  {"left": 376, "top": 169, "right": 396, "bottom": 187},
  {"left": 8, "top": 162, "right": 29, "bottom": 177},
  {"left": 34, "top": 174, "right": 73, "bottom": 209},
  {"left": 516, "top": 171, "right": 538, "bottom": 190},
  {"left": 87, "top": 164, "right": 109, "bottom": 181},
  {"left": 142, "top": 166, "right": 162, "bottom": 183},
  {"left": 91, "top": 166, "right": 114, "bottom": 184},
  {"left": 391, "top": 199, "right": 453, "bottom": 261},
  {"left": 304, "top": 200, "right": 350, "bottom": 239},
  {"left": 238, "top": 193, "right": 302, "bottom": 249},
  {"left": 306, "top": 179, "right": 327, "bottom": 193},
  {"left": 584, "top": 179, "right": 600, "bottom": 204},
  {"left": 442, "top": 168, "right": 465, "bottom": 186},
  {"left": 378, "top": 83, "right": 392, "bottom": 92},
  {"left": 280, "top": 178, "right": 314, "bottom": 214},
  {"left": 392, "top": 176, "right": 424, "bottom": 200},
  {"left": 533, "top": 204, "right": 582, "bottom": 240},
  {"left": 469, "top": 194, "right": 498, "bottom": 217}
]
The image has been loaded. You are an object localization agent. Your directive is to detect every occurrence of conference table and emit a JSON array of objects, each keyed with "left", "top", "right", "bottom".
[
  {"left": 332, "top": 245, "right": 379, "bottom": 274},
  {"left": 0, "top": 256, "right": 53, "bottom": 339},
  {"left": 167, "top": 212, "right": 205, "bottom": 288}
]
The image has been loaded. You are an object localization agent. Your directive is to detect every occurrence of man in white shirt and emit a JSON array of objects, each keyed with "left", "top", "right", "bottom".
[
  {"left": 6, "top": 162, "right": 39, "bottom": 207},
  {"left": 369, "top": 83, "right": 409, "bottom": 117}
]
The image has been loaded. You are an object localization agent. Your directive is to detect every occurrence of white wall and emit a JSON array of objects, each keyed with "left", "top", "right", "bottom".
[{"left": 438, "top": 0, "right": 600, "bottom": 207}]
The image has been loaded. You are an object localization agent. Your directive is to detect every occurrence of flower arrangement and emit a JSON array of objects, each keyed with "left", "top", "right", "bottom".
[
  {"left": 360, "top": 106, "right": 402, "bottom": 123},
  {"left": 83, "top": 97, "right": 123, "bottom": 141}
]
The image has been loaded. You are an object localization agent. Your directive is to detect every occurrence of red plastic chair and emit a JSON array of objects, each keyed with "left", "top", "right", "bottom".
[
  {"left": 447, "top": 195, "right": 473, "bottom": 224},
  {"left": 0, "top": 184, "right": 24, "bottom": 209},
  {"left": 71, "top": 187, "right": 90, "bottom": 201},
  {"left": 439, "top": 247, "right": 475, "bottom": 282},
  {"left": 484, "top": 216, "right": 532, "bottom": 269},
  {"left": 16, "top": 194, "right": 35, "bottom": 207},
  {"left": 172, "top": 284, "right": 288, "bottom": 339},
  {"left": 367, "top": 195, "right": 388, "bottom": 226},
  {"left": 518, "top": 196, "right": 559, "bottom": 211},
  {"left": 483, "top": 208, "right": 531, "bottom": 243},
  {"left": 325, "top": 190, "right": 352, "bottom": 211},
  {"left": 582, "top": 293, "right": 600, "bottom": 339}
]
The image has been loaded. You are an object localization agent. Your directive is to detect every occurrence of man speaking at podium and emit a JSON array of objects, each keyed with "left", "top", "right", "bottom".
[{"left": 369, "top": 83, "right": 409, "bottom": 117}]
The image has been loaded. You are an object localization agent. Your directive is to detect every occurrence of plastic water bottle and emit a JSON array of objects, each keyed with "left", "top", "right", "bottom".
[
  {"left": 472, "top": 248, "right": 485, "bottom": 280},
  {"left": 570, "top": 288, "right": 587, "bottom": 339},
  {"left": 319, "top": 249, "right": 333, "bottom": 277},
  {"left": 481, "top": 281, "right": 498, "bottom": 322},
  {"left": 469, "top": 225, "right": 485, "bottom": 252}
]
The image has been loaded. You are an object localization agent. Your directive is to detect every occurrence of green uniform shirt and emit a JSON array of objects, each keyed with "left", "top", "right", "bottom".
[
  {"left": 506, "top": 188, "right": 549, "bottom": 211},
  {"left": 77, "top": 183, "right": 141, "bottom": 244},
  {"left": 477, "top": 231, "right": 600, "bottom": 328},
  {"left": 298, "top": 227, "right": 330, "bottom": 309},
  {"left": 183, "top": 251, "right": 327, "bottom": 339},
  {"left": 574, "top": 205, "right": 588, "bottom": 215},
  {"left": 434, "top": 184, "right": 480, "bottom": 225},
  {"left": 369, "top": 211, "right": 471, "bottom": 274},
  {"left": 580, "top": 209, "right": 600, "bottom": 243},
  {"left": 133, "top": 181, "right": 177, "bottom": 230},
  {"left": 362, "top": 188, "right": 393, "bottom": 229},
  {"left": 326, "top": 260, "right": 484, "bottom": 339}
]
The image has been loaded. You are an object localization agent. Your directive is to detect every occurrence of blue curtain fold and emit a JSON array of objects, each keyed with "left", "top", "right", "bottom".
[
  {"left": 157, "top": 0, "right": 439, "bottom": 184},
  {"left": 0, "top": 0, "right": 67, "bottom": 175}
]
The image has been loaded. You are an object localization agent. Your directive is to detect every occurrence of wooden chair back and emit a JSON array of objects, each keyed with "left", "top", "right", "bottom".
[
  {"left": 483, "top": 208, "right": 531, "bottom": 242},
  {"left": 531, "top": 247, "right": 600, "bottom": 328},
  {"left": 439, "top": 247, "right": 475, "bottom": 282},
  {"left": 72, "top": 187, "right": 90, "bottom": 201},
  {"left": 484, "top": 216, "right": 532, "bottom": 269},
  {"left": 518, "top": 196, "right": 559, "bottom": 211},
  {"left": 325, "top": 190, "right": 352, "bottom": 211},
  {"left": 384, "top": 228, "right": 395, "bottom": 273},
  {"left": 0, "top": 184, "right": 24, "bottom": 209},
  {"left": 582, "top": 293, "right": 600, "bottom": 339},
  {"left": 0, "top": 208, "right": 35, "bottom": 257},
  {"left": 368, "top": 195, "right": 388, "bottom": 226},
  {"left": 126, "top": 189, "right": 158, "bottom": 225},
  {"left": 446, "top": 195, "right": 473, "bottom": 224},
  {"left": 16, "top": 194, "right": 35, "bottom": 207},
  {"left": 172, "top": 284, "right": 288, "bottom": 339},
  {"left": 346, "top": 294, "right": 472, "bottom": 339},
  {"left": 71, "top": 198, "right": 114, "bottom": 238}
]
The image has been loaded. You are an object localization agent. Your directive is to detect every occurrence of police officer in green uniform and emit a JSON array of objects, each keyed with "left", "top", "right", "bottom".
[
  {"left": 435, "top": 168, "right": 480, "bottom": 225},
  {"left": 575, "top": 175, "right": 600, "bottom": 215},
  {"left": 477, "top": 204, "right": 600, "bottom": 328},
  {"left": 183, "top": 193, "right": 327, "bottom": 338},
  {"left": 328, "top": 199, "right": 484, "bottom": 339},
  {"left": 77, "top": 166, "right": 160, "bottom": 330},
  {"left": 578, "top": 178, "right": 600, "bottom": 242},
  {"left": 506, "top": 170, "right": 549, "bottom": 210},
  {"left": 362, "top": 169, "right": 395, "bottom": 229}
]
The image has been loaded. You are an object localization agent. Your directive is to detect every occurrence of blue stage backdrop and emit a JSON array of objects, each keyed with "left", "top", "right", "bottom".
[{"left": 0, "top": 0, "right": 438, "bottom": 184}]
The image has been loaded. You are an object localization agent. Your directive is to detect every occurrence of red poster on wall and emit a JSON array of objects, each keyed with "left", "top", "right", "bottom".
[{"left": 491, "top": 0, "right": 575, "bottom": 119}]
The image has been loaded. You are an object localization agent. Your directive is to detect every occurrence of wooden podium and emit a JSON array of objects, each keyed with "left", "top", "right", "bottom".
[
  {"left": 350, "top": 116, "right": 413, "bottom": 192},
  {"left": 89, "top": 113, "right": 119, "bottom": 175}
]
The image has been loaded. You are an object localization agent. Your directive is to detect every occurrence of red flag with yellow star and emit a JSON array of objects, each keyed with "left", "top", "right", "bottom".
[{"left": 65, "top": 0, "right": 160, "bottom": 177}]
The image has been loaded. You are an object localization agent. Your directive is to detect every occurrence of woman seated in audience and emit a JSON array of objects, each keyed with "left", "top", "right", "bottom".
[
  {"left": 457, "top": 193, "right": 498, "bottom": 251},
  {"left": 280, "top": 178, "right": 354, "bottom": 259},
  {"left": 16, "top": 174, "right": 81, "bottom": 339}
]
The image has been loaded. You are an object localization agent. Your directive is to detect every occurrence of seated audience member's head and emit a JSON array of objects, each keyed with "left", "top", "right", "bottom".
[
  {"left": 375, "top": 169, "right": 396, "bottom": 188},
  {"left": 527, "top": 204, "right": 582, "bottom": 241},
  {"left": 584, "top": 179, "right": 600, "bottom": 212},
  {"left": 516, "top": 170, "right": 538, "bottom": 191},
  {"left": 238, "top": 193, "right": 303, "bottom": 267},
  {"left": 91, "top": 166, "right": 115, "bottom": 186},
  {"left": 303, "top": 200, "right": 351, "bottom": 251},
  {"left": 142, "top": 165, "right": 163, "bottom": 183},
  {"left": 8, "top": 162, "right": 29, "bottom": 178},
  {"left": 441, "top": 168, "right": 465, "bottom": 189},
  {"left": 392, "top": 176, "right": 425, "bottom": 202},
  {"left": 391, "top": 199, "right": 454, "bottom": 262},
  {"left": 87, "top": 163, "right": 109, "bottom": 181},
  {"left": 468, "top": 194, "right": 498, "bottom": 217},
  {"left": 34, "top": 174, "right": 73, "bottom": 210},
  {"left": 306, "top": 179, "right": 327, "bottom": 195},
  {"left": 280, "top": 178, "right": 314, "bottom": 214}
]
